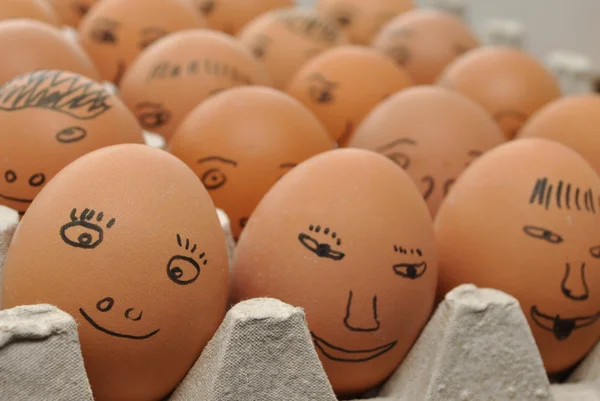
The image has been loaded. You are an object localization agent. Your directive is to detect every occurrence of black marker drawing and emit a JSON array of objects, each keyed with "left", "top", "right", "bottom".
[
  {"left": 530, "top": 306, "right": 600, "bottom": 341},
  {"left": 0, "top": 70, "right": 112, "bottom": 119},
  {"left": 146, "top": 59, "right": 253, "bottom": 85},
  {"left": 311, "top": 332, "right": 398, "bottom": 363},
  {"left": 529, "top": 177, "right": 598, "bottom": 213},
  {"left": 135, "top": 102, "right": 171, "bottom": 129},
  {"left": 523, "top": 225, "right": 564, "bottom": 244},
  {"left": 251, "top": 34, "right": 272, "bottom": 60},
  {"left": 198, "top": 156, "right": 237, "bottom": 190},
  {"left": 443, "top": 178, "right": 455, "bottom": 196},
  {"left": 167, "top": 234, "right": 206, "bottom": 285},
  {"left": 60, "top": 208, "right": 115, "bottom": 249},
  {"left": 88, "top": 17, "right": 119, "bottom": 44},
  {"left": 421, "top": 176, "right": 435, "bottom": 200},
  {"left": 56, "top": 126, "right": 87, "bottom": 143},
  {"left": 28, "top": 173, "right": 45, "bottom": 187},
  {"left": 298, "top": 224, "right": 344, "bottom": 261},
  {"left": 197, "top": 0, "right": 215, "bottom": 14},
  {"left": 561, "top": 263, "right": 589, "bottom": 301},
  {"left": 308, "top": 73, "right": 338, "bottom": 104},
  {"left": 278, "top": 10, "right": 342, "bottom": 43},
  {"left": 590, "top": 246, "right": 600, "bottom": 258},
  {"left": 4, "top": 170, "right": 15, "bottom": 183},
  {"left": 344, "top": 290, "right": 380, "bottom": 332},
  {"left": 239, "top": 217, "right": 248, "bottom": 229},
  {"left": 393, "top": 244, "right": 427, "bottom": 279}
]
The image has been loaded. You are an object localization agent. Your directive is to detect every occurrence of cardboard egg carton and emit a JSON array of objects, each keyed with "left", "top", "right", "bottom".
[
  {"left": 544, "top": 50, "right": 595, "bottom": 95},
  {"left": 482, "top": 18, "right": 527, "bottom": 49}
]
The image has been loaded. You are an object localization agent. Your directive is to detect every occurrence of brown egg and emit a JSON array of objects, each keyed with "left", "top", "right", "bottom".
[
  {"left": 0, "top": 70, "right": 144, "bottom": 215},
  {"left": 316, "top": 0, "right": 414, "bottom": 45},
  {"left": 348, "top": 86, "right": 505, "bottom": 216},
  {"left": 1, "top": 144, "right": 228, "bottom": 401},
  {"left": 435, "top": 138, "right": 600, "bottom": 374},
  {"left": 168, "top": 86, "right": 334, "bottom": 240},
  {"left": 518, "top": 95, "right": 600, "bottom": 176},
  {"left": 286, "top": 45, "right": 413, "bottom": 144},
  {"left": 373, "top": 9, "right": 479, "bottom": 85},
  {"left": 48, "top": 0, "right": 97, "bottom": 27},
  {"left": 238, "top": 7, "right": 348, "bottom": 89},
  {"left": 189, "top": 0, "right": 293, "bottom": 35},
  {"left": 78, "top": 0, "right": 206, "bottom": 84},
  {"left": 0, "top": 19, "right": 100, "bottom": 85},
  {"left": 119, "top": 30, "right": 270, "bottom": 141},
  {"left": 438, "top": 46, "right": 561, "bottom": 139},
  {"left": 232, "top": 148, "right": 436, "bottom": 396},
  {"left": 0, "top": 0, "right": 59, "bottom": 26}
]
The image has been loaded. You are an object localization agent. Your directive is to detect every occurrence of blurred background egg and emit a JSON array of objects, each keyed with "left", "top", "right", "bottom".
[
  {"left": 316, "top": 0, "right": 414, "bottom": 45},
  {"left": 347, "top": 86, "right": 505, "bottom": 216},
  {"left": 188, "top": 0, "right": 293, "bottom": 35},
  {"left": 231, "top": 148, "right": 436, "bottom": 396},
  {"left": 168, "top": 86, "right": 334, "bottom": 240},
  {"left": 0, "top": 19, "right": 99, "bottom": 84},
  {"left": 48, "top": 0, "right": 97, "bottom": 28},
  {"left": 0, "top": 0, "right": 59, "bottom": 26},
  {"left": 1, "top": 144, "right": 229, "bottom": 401},
  {"left": 373, "top": 8, "right": 479, "bottom": 85},
  {"left": 435, "top": 138, "right": 600, "bottom": 374},
  {"left": 438, "top": 46, "right": 562, "bottom": 139},
  {"left": 238, "top": 7, "right": 348, "bottom": 89},
  {"left": 518, "top": 94, "right": 600, "bottom": 175},
  {"left": 286, "top": 45, "right": 413, "bottom": 145},
  {"left": 0, "top": 70, "right": 144, "bottom": 215},
  {"left": 78, "top": 0, "right": 206, "bottom": 84},
  {"left": 119, "top": 30, "right": 270, "bottom": 140}
]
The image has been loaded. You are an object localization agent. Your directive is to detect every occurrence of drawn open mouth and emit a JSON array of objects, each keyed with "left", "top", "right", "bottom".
[
  {"left": 311, "top": 332, "right": 397, "bottom": 362},
  {"left": 530, "top": 305, "right": 600, "bottom": 341},
  {"left": 79, "top": 308, "right": 160, "bottom": 340}
]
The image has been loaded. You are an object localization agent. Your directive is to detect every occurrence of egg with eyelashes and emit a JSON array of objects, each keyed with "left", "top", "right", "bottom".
[
  {"left": 232, "top": 148, "right": 437, "bottom": 396},
  {"left": 1, "top": 144, "right": 229, "bottom": 401}
]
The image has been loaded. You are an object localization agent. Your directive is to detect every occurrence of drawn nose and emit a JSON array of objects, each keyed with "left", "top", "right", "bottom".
[
  {"left": 562, "top": 263, "right": 589, "bottom": 301},
  {"left": 125, "top": 308, "right": 143, "bottom": 321},
  {"left": 343, "top": 290, "right": 380, "bottom": 332},
  {"left": 96, "top": 297, "right": 114, "bottom": 312}
]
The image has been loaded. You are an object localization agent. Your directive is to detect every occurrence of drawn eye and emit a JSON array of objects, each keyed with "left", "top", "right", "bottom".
[
  {"left": 590, "top": 246, "right": 600, "bottom": 258},
  {"left": 201, "top": 168, "right": 227, "bottom": 190},
  {"left": 523, "top": 225, "right": 564, "bottom": 244},
  {"left": 56, "top": 126, "right": 87, "bottom": 143},
  {"left": 252, "top": 46, "right": 266, "bottom": 59},
  {"left": 28, "top": 173, "right": 45, "bottom": 187},
  {"left": 61, "top": 222, "right": 103, "bottom": 249},
  {"left": 309, "top": 85, "right": 334, "bottom": 104},
  {"left": 199, "top": 0, "right": 215, "bottom": 14},
  {"left": 137, "top": 109, "right": 171, "bottom": 129},
  {"left": 336, "top": 14, "right": 352, "bottom": 26},
  {"left": 167, "top": 255, "right": 200, "bottom": 285},
  {"left": 90, "top": 28, "right": 117, "bottom": 44},
  {"left": 5, "top": 170, "right": 16, "bottom": 183},
  {"left": 386, "top": 152, "right": 410, "bottom": 169}
]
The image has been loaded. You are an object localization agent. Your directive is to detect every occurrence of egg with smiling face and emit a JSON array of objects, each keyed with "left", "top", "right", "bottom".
[
  {"left": 78, "top": 0, "right": 206, "bottom": 84},
  {"left": 1, "top": 144, "right": 229, "bottom": 401},
  {"left": 232, "top": 148, "right": 437, "bottom": 396},
  {"left": 0, "top": 70, "right": 144, "bottom": 215}
]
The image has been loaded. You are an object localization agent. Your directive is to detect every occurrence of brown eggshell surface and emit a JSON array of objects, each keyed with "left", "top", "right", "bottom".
[
  {"left": 518, "top": 95, "right": 600, "bottom": 176},
  {"left": 168, "top": 86, "right": 334, "bottom": 240},
  {"left": 48, "top": 0, "right": 98, "bottom": 27},
  {"left": 316, "top": 0, "right": 414, "bottom": 45},
  {"left": 435, "top": 138, "right": 600, "bottom": 374},
  {"left": 232, "top": 148, "right": 437, "bottom": 396},
  {"left": 438, "top": 46, "right": 562, "bottom": 139},
  {"left": 286, "top": 45, "right": 413, "bottom": 144},
  {"left": 0, "top": 70, "right": 144, "bottom": 214},
  {"left": 190, "top": 0, "right": 293, "bottom": 35},
  {"left": 78, "top": 0, "right": 206, "bottom": 84},
  {"left": 119, "top": 30, "right": 271, "bottom": 140},
  {"left": 1, "top": 144, "right": 229, "bottom": 401},
  {"left": 373, "top": 9, "right": 479, "bottom": 85},
  {"left": 238, "top": 7, "right": 348, "bottom": 89},
  {"left": 348, "top": 86, "right": 505, "bottom": 216},
  {"left": 0, "top": 19, "right": 99, "bottom": 84},
  {"left": 0, "top": 0, "right": 59, "bottom": 26}
]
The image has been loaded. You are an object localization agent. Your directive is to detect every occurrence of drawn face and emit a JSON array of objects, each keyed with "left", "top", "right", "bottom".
[
  {"left": 78, "top": 0, "right": 205, "bottom": 84},
  {"left": 1, "top": 144, "right": 229, "bottom": 401},
  {"left": 0, "top": 70, "right": 144, "bottom": 214},
  {"left": 232, "top": 149, "right": 436, "bottom": 395}
]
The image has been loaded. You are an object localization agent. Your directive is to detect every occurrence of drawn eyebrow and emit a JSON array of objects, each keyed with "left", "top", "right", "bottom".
[
  {"left": 529, "top": 177, "right": 597, "bottom": 213},
  {"left": 197, "top": 156, "right": 238, "bottom": 166},
  {"left": 141, "top": 27, "right": 167, "bottom": 36},
  {"left": 279, "top": 163, "right": 297, "bottom": 169},
  {"left": 376, "top": 138, "right": 417, "bottom": 153}
]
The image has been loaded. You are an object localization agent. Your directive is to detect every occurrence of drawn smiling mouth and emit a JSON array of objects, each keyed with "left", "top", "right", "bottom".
[
  {"left": 311, "top": 332, "right": 397, "bottom": 362},
  {"left": 530, "top": 306, "right": 600, "bottom": 341},
  {"left": 0, "top": 193, "right": 33, "bottom": 203},
  {"left": 79, "top": 308, "right": 160, "bottom": 340}
]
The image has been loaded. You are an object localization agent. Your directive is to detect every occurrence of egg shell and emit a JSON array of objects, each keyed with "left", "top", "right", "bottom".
[
  {"left": 231, "top": 148, "right": 437, "bottom": 396},
  {"left": 119, "top": 29, "right": 271, "bottom": 140},
  {"left": 48, "top": 0, "right": 97, "bottom": 27},
  {"left": 0, "top": 0, "right": 59, "bottom": 26},
  {"left": 438, "top": 46, "right": 562, "bottom": 139},
  {"left": 373, "top": 9, "right": 479, "bottom": 85},
  {"left": 0, "top": 69, "right": 144, "bottom": 214},
  {"left": 1, "top": 144, "right": 229, "bottom": 401},
  {"left": 435, "top": 137, "right": 600, "bottom": 374},
  {"left": 238, "top": 7, "right": 348, "bottom": 89},
  {"left": 316, "top": 0, "right": 414, "bottom": 45},
  {"left": 168, "top": 86, "right": 334, "bottom": 240},
  {"left": 518, "top": 94, "right": 600, "bottom": 176},
  {"left": 189, "top": 0, "right": 293, "bottom": 35},
  {"left": 0, "top": 19, "right": 99, "bottom": 84},
  {"left": 78, "top": 0, "right": 206, "bottom": 84},
  {"left": 286, "top": 45, "right": 413, "bottom": 144},
  {"left": 348, "top": 86, "right": 505, "bottom": 216}
]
